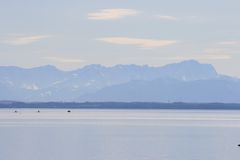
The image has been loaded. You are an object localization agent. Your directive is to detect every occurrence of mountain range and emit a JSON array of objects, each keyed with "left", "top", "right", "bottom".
[{"left": 1, "top": 60, "right": 240, "bottom": 103}]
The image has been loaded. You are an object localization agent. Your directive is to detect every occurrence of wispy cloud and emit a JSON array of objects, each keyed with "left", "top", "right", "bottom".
[
  {"left": 88, "top": 8, "right": 139, "bottom": 20},
  {"left": 1, "top": 35, "right": 51, "bottom": 46},
  {"left": 157, "top": 15, "right": 178, "bottom": 21},
  {"left": 203, "top": 48, "right": 228, "bottom": 54},
  {"left": 161, "top": 54, "right": 232, "bottom": 60},
  {"left": 219, "top": 41, "right": 240, "bottom": 45},
  {"left": 156, "top": 15, "right": 200, "bottom": 22},
  {"left": 43, "top": 56, "right": 85, "bottom": 64},
  {"left": 204, "top": 47, "right": 240, "bottom": 55},
  {"left": 97, "top": 37, "right": 177, "bottom": 49},
  {"left": 197, "top": 54, "right": 232, "bottom": 60}
]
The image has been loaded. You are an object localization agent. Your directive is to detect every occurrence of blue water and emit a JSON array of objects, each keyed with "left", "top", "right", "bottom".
[{"left": 0, "top": 109, "right": 240, "bottom": 160}]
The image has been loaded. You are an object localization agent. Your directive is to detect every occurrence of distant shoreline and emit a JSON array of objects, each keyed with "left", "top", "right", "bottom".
[{"left": 1, "top": 102, "right": 240, "bottom": 110}]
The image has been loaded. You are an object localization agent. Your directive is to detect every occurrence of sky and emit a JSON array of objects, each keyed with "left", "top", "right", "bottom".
[{"left": 0, "top": 0, "right": 240, "bottom": 77}]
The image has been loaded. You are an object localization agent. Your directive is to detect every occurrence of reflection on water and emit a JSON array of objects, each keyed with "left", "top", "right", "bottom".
[{"left": 0, "top": 109, "right": 240, "bottom": 160}]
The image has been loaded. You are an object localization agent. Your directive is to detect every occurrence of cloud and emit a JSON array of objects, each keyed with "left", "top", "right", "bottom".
[
  {"left": 97, "top": 37, "right": 177, "bottom": 49},
  {"left": 156, "top": 15, "right": 200, "bottom": 22},
  {"left": 160, "top": 54, "right": 232, "bottom": 60},
  {"left": 204, "top": 48, "right": 225, "bottom": 53},
  {"left": 2, "top": 35, "right": 51, "bottom": 45},
  {"left": 219, "top": 41, "right": 240, "bottom": 45},
  {"left": 157, "top": 15, "right": 178, "bottom": 21},
  {"left": 88, "top": 8, "right": 139, "bottom": 20},
  {"left": 43, "top": 56, "right": 85, "bottom": 64}
]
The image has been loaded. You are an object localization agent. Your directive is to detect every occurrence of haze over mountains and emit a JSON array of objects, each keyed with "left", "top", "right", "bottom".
[{"left": 1, "top": 60, "right": 240, "bottom": 103}]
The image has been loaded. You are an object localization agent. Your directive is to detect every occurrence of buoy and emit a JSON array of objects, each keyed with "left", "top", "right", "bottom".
[
  {"left": 238, "top": 144, "right": 240, "bottom": 147},
  {"left": 37, "top": 110, "right": 40, "bottom": 113}
]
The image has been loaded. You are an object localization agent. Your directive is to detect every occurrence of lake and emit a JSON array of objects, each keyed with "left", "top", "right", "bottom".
[{"left": 0, "top": 109, "right": 240, "bottom": 160}]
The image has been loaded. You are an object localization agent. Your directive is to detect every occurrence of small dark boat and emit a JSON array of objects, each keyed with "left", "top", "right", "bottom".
[
  {"left": 238, "top": 144, "right": 240, "bottom": 147},
  {"left": 67, "top": 110, "right": 71, "bottom": 113},
  {"left": 37, "top": 110, "right": 40, "bottom": 113}
]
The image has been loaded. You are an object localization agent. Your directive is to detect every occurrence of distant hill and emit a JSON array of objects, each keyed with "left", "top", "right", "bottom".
[
  {"left": 79, "top": 77, "right": 240, "bottom": 103},
  {"left": 0, "top": 60, "right": 240, "bottom": 102}
]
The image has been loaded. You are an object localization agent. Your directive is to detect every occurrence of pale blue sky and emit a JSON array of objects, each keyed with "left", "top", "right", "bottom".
[{"left": 0, "top": 0, "right": 240, "bottom": 77}]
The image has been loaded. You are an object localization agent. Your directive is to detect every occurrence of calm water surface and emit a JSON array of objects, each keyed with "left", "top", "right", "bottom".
[{"left": 0, "top": 109, "right": 240, "bottom": 160}]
